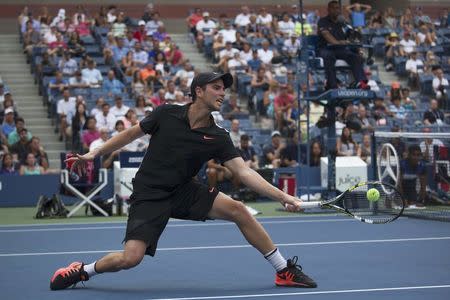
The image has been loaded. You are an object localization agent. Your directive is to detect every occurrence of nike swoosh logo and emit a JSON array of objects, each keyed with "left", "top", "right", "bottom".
[{"left": 203, "top": 135, "right": 214, "bottom": 140}]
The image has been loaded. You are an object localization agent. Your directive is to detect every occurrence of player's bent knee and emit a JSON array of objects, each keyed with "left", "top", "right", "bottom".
[
  {"left": 121, "top": 252, "right": 144, "bottom": 270},
  {"left": 229, "top": 200, "right": 251, "bottom": 223}
]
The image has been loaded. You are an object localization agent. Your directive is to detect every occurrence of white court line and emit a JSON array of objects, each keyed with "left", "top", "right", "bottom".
[
  {"left": 0, "top": 218, "right": 355, "bottom": 233},
  {"left": 1, "top": 236, "right": 449, "bottom": 257},
  {"left": 0, "top": 215, "right": 342, "bottom": 228},
  {"left": 144, "top": 285, "right": 450, "bottom": 300}
]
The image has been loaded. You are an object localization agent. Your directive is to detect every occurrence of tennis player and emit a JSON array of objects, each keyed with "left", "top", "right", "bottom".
[{"left": 50, "top": 72, "right": 317, "bottom": 290}]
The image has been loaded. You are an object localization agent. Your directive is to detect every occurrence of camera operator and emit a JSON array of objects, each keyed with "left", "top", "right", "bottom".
[
  {"left": 317, "top": 1, "right": 368, "bottom": 90},
  {"left": 432, "top": 66, "right": 449, "bottom": 109}
]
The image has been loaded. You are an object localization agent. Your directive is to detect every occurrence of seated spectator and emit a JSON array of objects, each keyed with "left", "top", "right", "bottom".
[
  {"left": 423, "top": 99, "right": 446, "bottom": 125},
  {"left": 146, "top": 11, "right": 164, "bottom": 37},
  {"left": 277, "top": 13, "right": 295, "bottom": 37},
  {"left": 1, "top": 107, "right": 16, "bottom": 138},
  {"left": 149, "top": 70, "right": 166, "bottom": 93},
  {"left": 111, "top": 12, "right": 126, "bottom": 38},
  {"left": 365, "top": 70, "right": 379, "bottom": 92},
  {"left": 68, "top": 70, "right": 89, "bottom": 89},
  {"left": 280, "top": 131, "right": 300, "bottom": 167},
  {"left": 153, "top": 25, "right": 169, "bottom": 42},
  {"left": 121, "top": 109, "right": 138, "bottom": 128},
  {"left": 102, "top": 70, "right": 125, "bottom": 96},
  {"left": 48, "top": 71, "right": 69, "bottom": 102},
  {"left": 148, "top": 37, "right": 164, "bottom": 63},
  {"left": 123, "top": 30, "right": 137, "bottom": 49},
  {"left": 221, "top": 93, "right": 241, "bottom": 120},
  {"left": 186, "top": 8, "right": 202, "bottom": 37},
  {"left": 257, "top": 7, "right": 273, "bottom": 29},
  {"left": 71, "top": 102, "right": 88, "bottom": 151},
  {"left": 420, "top": 127, "right": 444, "bottom": 162},
  {"left": 206, "top": 158, "right": 234, "bottom": 188},
  {"left": 369, "top": 11, "right": 383, "bottom": 29},
  {"left": 234, "top": 5, "right": 251, "bottom": 28},
  {"left": 81, "top": 59, "right": 103, "bottom": 87},
  {"left": 140, "top": 62, "right": 156, "bottom": 83},
  {"left": 164, "top": 81, "right": 178, "bottom": 104},
  {"left": 58, "top": 51, "right": 78, "bottom": 76},
  {"left": 229, "top": 119, "right": 245, "bottom": 147},
  {"left": 262, "top": 81, "right": 278, "bottom": 118},
  {"left": 110, "top": 95, "right": 130, "bottom": 120},
  {"left": 82, "top": 117, "right": 100, "bottom": 152},
  {"left": 149, "top": 88, "right": 166, "bottom": 107},
  {"left": 401, "top": 87, "right": 417, "bottom": 111},
  {"left": 214, "top": 41, "right": 239, "bottom": 72},
  {"left": 372, "top": 97, "right": 391, "bottom": 125},
  {"left": 133, "top": 20, "right": 147, "bottom": 43},
  {"left": 134, "top": 96, "right": 147, "bottom": 120},
  {"left": 90, "top": 97, "right": 105, "bottom": 116},
  {"left": 218, "top": 20, "right": 236, "bottom": 44},
  {"left": 356, "top": 105, "right": 375, "bottom": 133},
  {"left": 0, "top": 153, "right": 19, "bottom": 175},
  {"left": 47, "top": 32, "right": 68, "bottom": 56},
  {"left": 432, "top": 67, "right": 449, "bottom": 109},
  {"left": 56, "top": 88, "right": 76, "bottom": 141},
  {"left": 0, "top": 95, "right": 19, "bottom": 123},
  {"left": 405, "top": 51, "right": 424, "bottom": 88},
  {"left": 212, "top": 34, "right": 226, "bottom": 60},
  {"left": 282, "top": 33, "right": 301, "bottom": 62},
  {"left": 9, "top": 128, "right": 30, "bottom": 162},
  {"left": 111, "top": 37, "right": 129, "bottom": 63},
  {"left": 389, "top": 97, "right": 407, "bottom": 119},
  {"left": 43, "top": 25, "right": 58, "bottom": 44},
  {"left": 195, "top": 12, "right": 217, "bottom": 51},
  {"left": 247, "top": 50, "right": 263, "bottom": 72},
  {"left": 95, "top": 103, "right": 116, "bottom": 132},
  {"left": 67, "top": 31, "right": 85, "bottom": 57},
  {"left": 164, "top": 42, "right": 184, "bottom": 67},
  {"left": 345, "top": 2, "right": 371, "bottom": 29},
  {"left": 257, "top": 40, "right": 276, "bottom": 65},
  {"left": 131, "top": 70, "right": 147, "bottom": 98},
  {"left": 239, "top": 42, "right": 253, "bottom": 62},
  {"left": 178, "top": 78, "right": 191, "bottom": 96},
  {"left": 132, "top": 42, "right": 148, "bottom": 68},
  {"left": 309, "top": 141, "right": 323, "bottom": 166},
  {"left": 7, "top": 117, "right": 32, "bottom": 146},
  {"left": 0, "top": 131, "right": 8, "bottom": 154},
  {"left": 416, "top": 23, "right": 436, "bottom": 47},
  {"left": 153, "top": 52, "right": 169, "bottom": 75},
  {"left": 337, "top": 127, "right": 358, "bottom": 156},
  {"left": 236, "top": 134, "right": 259, "bottom": 170},
  {"left": 357, "top": 134, "right": 372, "bottom": 164},
  {"left": 262, "top": 131, "right": 283, "bottom": 168},
  {"left": 121, "top": 50, "right": 137, "bottom": 76},
  {"left": 23, "top": 19, "right": 43, "bottom": 58},
  {"left": 227, "top": 52, "right": 247, "bottom": 80},
  {"left": 89, "top": 127, "right": 109, "bottom": 151},
  {"left": 19, "top": 153, "right": 45, "bottom": 175},
  {"left": 274, "top": 84, "right": 294, "bottom": 132},
  {"left": 399, "top": 145, "right": 426, "bottom": 207},
  {"left": 399, "top": 32, "right": 416, "bottom": 56},
  {"left": 384, "top": 7, "right": 398, "bottom": 29},
  {"left": 26, "top": 136, "right": 49, "bottom": 169},
  {"left": 174, "top": 62, "right": 195, "bottom": 86},
  {"left": 384, "top": 32, "right": 401, "bottom": 71},
  {"left": 74, "top": 15, "right": 90, "bottom": 36}
]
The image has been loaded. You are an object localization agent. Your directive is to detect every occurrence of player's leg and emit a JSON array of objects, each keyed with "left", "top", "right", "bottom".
[
  {"left": 207, "top": 193, "right": 317, "bottom": 288},
  {"left": 93, "top": 239, "right": 147, "bottom": 272}
]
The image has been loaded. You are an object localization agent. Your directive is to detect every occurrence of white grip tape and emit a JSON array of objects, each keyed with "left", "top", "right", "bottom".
[{"left": 285, "top": 201, "right": 321, "bottom": 209}]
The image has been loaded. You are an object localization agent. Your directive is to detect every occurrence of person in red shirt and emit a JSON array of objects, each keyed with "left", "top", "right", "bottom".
[
  {"left": 186, "top": 8, "right": 203, "bottom": 36},
  {"left": 274, "top": 84, "right": 294, "bottom": 131},
  {"left": 133, "top": 20, "right": 147, "bottom": 43},
  {"left": 164, "top": 43, "right": 183, "bottom": 66},
  {"left": 47, "top": 32, "right": 68, "bottom": 56}
]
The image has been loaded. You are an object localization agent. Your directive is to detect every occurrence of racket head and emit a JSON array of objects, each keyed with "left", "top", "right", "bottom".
[{"left": 338, "top": 181, "right": 405, "bottom": 224}]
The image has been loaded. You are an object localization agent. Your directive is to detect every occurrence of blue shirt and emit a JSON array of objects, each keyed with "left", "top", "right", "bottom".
[
  {"left": 111, "top": 45, "right": 130, "bottom": 62},
  {"left": 247, "top": 58, "right": 262, "bottom": 71},
  {"left": 102, "top": 78, "right": 124, "bottom": 95},
  {"left": 351, "top": 11, "right": 366, "bottom": 27}
]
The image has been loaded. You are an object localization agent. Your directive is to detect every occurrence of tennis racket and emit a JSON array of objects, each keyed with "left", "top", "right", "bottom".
[{"left": 295, "top": 181, "right": 405, "bottom": 224}]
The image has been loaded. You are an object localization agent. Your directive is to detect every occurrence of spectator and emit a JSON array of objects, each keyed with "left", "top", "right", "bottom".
[
  {"left": 389, "top": 97, "right": 407, "bottom": 119},
  {"left": 1, "top": 107, "right": 16, "bottom": 138},
  {"left": 81, "top": 59, "right": 103, "bottom": 87},
  {"left": 239, "top": 42, "right": 253, "bottom": 62},
  {"left": 9, "top": 128, "right": 29, "bottom": 162},
  {"left": 262, "top": 81, "right": 278, "bottom": 118},
  {"left": 384, "top": 7, "right": 398, "bottom": 29},
  {"left": 74, "top": 14, "right": 90, "bottom": 36},
  {"left": 164, "top": 42, "right": 184, "bottom": 67},
  {"left": 82, "top": 117, "right": 100, "bottom": 152},
  {"left": 218, "top": 20, "right": 236, "bottom": 44},
  {"left": 262, "top": 131, "right": 283, "bottom": 168},
  {"left": 215, "top": 41, "right": 239, "bottom": 72},
  {"left": 423, "top": 99, "right": 446, "bottom": 125},
  {"left": 399, "top": 8, "right": 414, "bottom": 32},
  {"left": 186, "top": 8, "right": 203, "bottom": 37},
  {"left": 282, "top": 33, "right": 301, "bottom": 62},
  {"left": 149, "top": 88, "right": 166, "bottom": 107},
  {"left": 227, "top": 52, "right": 247, "bottom": 79},
  {"left": 123, "top": 30, "right": 137, "bottom": 49},
  {"left": 414, "top": 7, "right": 432, "bottom": 27},
  {"left": 365, "top": 70, "right": 380, "bottom": 92},
  {"left": 132, "top": 42, "right": 148, "bottom": 68},
  {"left": 234, "top": 6, "right": 251, "bottom": 27},
  {"left": 121, "top": 109, "right": 138, "bottom": 129},
  {"left": 0, "top": 153, "right": 19, "bottom": 175},
  {"left": 71, "top": 102, "right": 88, "bottom": 151},
  {"left": 221, "top": 94, "right": 241, "bottom": 120},
  {"left": 317, "top": 1, "right": 367, "bottom": 90},
  {"left": 7, "top": 117, "right": 32, "bottom": 146},
  {"left": 68, "top": 70, "right": 89, "bottom": 89},
  {"left": 274, "top": 84, "right": 294, "bottom": 132},
  {"left": 174, "top": 62, "right": 195, "bottom": 86},
  {"left": 247, "top": 49, "right": 262, "bottom": 72},
  {"left": 153, "top": 52, "right": 169, "bottom": 75},
  {"left": 133, "top": 20, "right": 147, "bottom": 43},
  {"left": 56, "top": 88, "right": 76, "bottom": 141},
  {"left": 48, "top": 71, "right": 69, "bottom": 102},
  {"left": 206, "top": 158, "right": 234, "bottom": 189},
  {"left": 432, "top": 67, "right": 449, "bottom": 109},
  {"left": 111, "top": 37, "right": 129, "bottom": 62},
  {"left": 372, "top": 97, "right": 391, "bottom": 125},
  {"left": 89, "top": 127, "right": 110, "bottom": 152},
  {"left": 43, "top": 25, "right": 58, "bottom": 44},
  {"left": 420, "top": 127, "right": 444, "bottom": 162},
  {"left": 19, "top": 153, "right": 45, "bottom": 175},
  {"left": 257, "top": 7, "right": 273, "bottom": 29},
  {"left": 277, "top": 13, "right": 295, "bottom": 37},
  {"left": 23, "top": 19, "right": 42, "bottom": 58},
  {"left": 280, "top": 131, "right": 301, "bottom": 167},
  {"left": 337, "top": 127, "right": 358, "bottom": 156},
  {"left": 416, "top": 23, "right": 436, "bottom": 47},
  {"left": 95, "top": 103, "right": 116, "bottom": 132},
  {"left": 47, "top": 32, "right": 68, "bottom": 57},
  {"left": 195, "top": 12, "right": 217, "bottom": 51},
  {"left": 110, "top": 96, "right": 130, "bottom": 120},
  {"left": 134, "top": 96, "right": 147, "bottom": 120},
  {"left": 131, "top": 70, "right": 147, "bottom": 97},
  {"left": 111, "top": 12, "right": 126, "bottom": 38},
  {"left": 405, "top": 51, "right": 424, "bottom": 88},
  {"left": 399, "top": 32, "right": 416, "bottom": 56},
  {"left": 90, "top": 97, "right": 105, "bottom": 117},
  {"left": 356, "top": 105, "right": 375, "bottom": 133},
  {"left": 27, "top": 136, "right": 49, "bottom": 169},
  {"left": 257, "top": 40, "right": 275, "bottom": 65},
  {"left": 236, "top": 134, "right": 259, "bottom": 170},
  {"left": 401, "top": 87, "right": 417, "bottom": 111},
  {"left": 345, "top": 2, "right": 371, "bottom": 28},
  {"left": 369, "top": 11, "right": 383, "bottom": 29},
  {"left": 102, "top": 70, "right": 125, "bottom": 96},
  {"left": 140, "top": 62, "right": 156, "bottom": 84},
  {"left": 308, "top": 141, "right": 323, "bottom": 167},
  {"left": 389, "top": 126, "right": 408, "bottom": 159},
  {"left": 164, "top": 81, "right": 178, "bottom": 103},
  {"left": 146, "top": 12, "right": 164, "bottom": 37},
  {"left": 399, "top": 145, "right": 426, "bottom": 207},
  {"left": 229, "top": 119, "right": 245, "bottom": 147},
  {"left": 357, "top": 134, "right": 372, "bottom": 164},
  {"left": 67, "top": 31, "right": 85, "bottom": 57}
]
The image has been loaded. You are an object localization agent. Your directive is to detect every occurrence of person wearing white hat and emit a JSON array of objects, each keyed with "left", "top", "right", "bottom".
[{"left": 195, "top": 11, "right": 217, "bottom": 50}]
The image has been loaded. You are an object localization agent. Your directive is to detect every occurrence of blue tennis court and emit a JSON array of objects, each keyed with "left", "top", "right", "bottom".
[{"left": 1, "top": 215, "right": 449, "bottom": 300}]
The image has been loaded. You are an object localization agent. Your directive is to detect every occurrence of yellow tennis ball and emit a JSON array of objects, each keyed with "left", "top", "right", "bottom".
[{"left": 367, "top": 188, "right": 380, "bottom": 202}]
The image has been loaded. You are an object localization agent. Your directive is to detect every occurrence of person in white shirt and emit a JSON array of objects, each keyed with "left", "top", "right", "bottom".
[
  {"left": 174, "top": 62, "right": 195, "bottom": 86},
  {"left": 195, "top": 12, "right": 217, "bottom": 50},
  {"left": 282, "top": 33, "right": 301, "bottom": 61},
  {"left": 95, "top": 103, "right": 116, "bottom": 132},
  {"left": 234, "top": 6, "right": 251, "bottom": 27},
  {"left": 109, "top": 96, "right": 130, "bottom": 120},
  {"left": 399, "top": 32, "right": 416, "bottom": 56},
  {"left": 90, "top": 97, "right": 105, "bottom": 117},
  {"left": 43, "top": 25, "right": 57, "bottom": 44},
  {"left": 89, "top": 127, "right": 110, "bottom": 152},
  {"left": 218, "top": 21, "right": 237, "bottom": 44},
  {"left": 56, "top": 88, "right": 76, "bottom": 141},
  {"left": 239, "top": 42, "right": 253, "bottom": 62},
  {"left": 164, "top": 81, "right": 178, "bottom": 103},
  {"left": 257, "top": 40, "right": 275, "bottom": 64},
  {"left": 277, "top": 13, "right": 295, "bottom": 37},
  {"left": 405, "top": 51, "right": 424, "bottom": 88},
  {"left": 132, "top": 42, "right": 148, "bottom": 68},
  {"left": 257, "top": 7, "right": 273, "bottom": 28},
  {"left": 81, "top": 59, "right": 103, "bottom": 87},
  {"left": 228, "top": 52, "right": 248, "bottom": 76},
  {"left": 432, "top": 67, "right": 449, "bottom": 104},
  {"left": 420, "top": 128, "right": 444, "bottom": 162},
  {"left": 215, "top": 42, "right": 239, "bottom": 72},
  {"left": 365, "top": 71, "right": 380, "bottom": 92}
]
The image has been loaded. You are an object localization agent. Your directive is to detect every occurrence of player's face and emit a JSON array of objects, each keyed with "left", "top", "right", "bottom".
[
  {"left": 201, "top": 79, "right": 226, "bottom": 111},
  {"left": 328, "top": 3, "right": 341, "bottom": 18}
]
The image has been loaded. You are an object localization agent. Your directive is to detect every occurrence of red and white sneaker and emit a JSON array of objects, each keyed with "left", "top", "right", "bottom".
[
  {"left": 50, "top": 261, "right": 89, "bottom": 290},
  {"left": 275, "top": 257, "right": 317, "bottom": 288}
]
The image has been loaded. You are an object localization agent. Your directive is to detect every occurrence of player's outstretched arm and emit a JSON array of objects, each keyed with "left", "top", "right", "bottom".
[
  {"left": 224, "top": 157, "right": 301, "bottom": 212},
  {"left": 66, "top": 124, "right": 145, "bottom": 174}
]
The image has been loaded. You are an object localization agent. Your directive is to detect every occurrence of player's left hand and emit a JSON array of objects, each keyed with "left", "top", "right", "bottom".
[{"left": 280, "top": 194, "right": 302, "bottom": 212}]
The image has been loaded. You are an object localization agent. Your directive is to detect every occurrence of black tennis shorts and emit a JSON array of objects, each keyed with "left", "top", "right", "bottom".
[{"left": 124, "top": 181, "right": 219, "bottom": 256}]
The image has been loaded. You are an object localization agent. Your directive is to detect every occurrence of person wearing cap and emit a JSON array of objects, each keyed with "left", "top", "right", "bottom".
[
  {"left": 145, "top": 11, "right": 164, "bottom": 37},
  {"left": 385, "top": 32, "right": 400, "bottom": 71},
  {"left": 215, "top": 41, "right": 239, "bottom": 72},
  {"left": 399, "top": 31, "right": 416, "bottom": 56},
  {"left": 218, "top": 20, "right": 237, "bottom": 44},
  {"left": 317, "top": 1, "right": 368, "bottom": 90},
  {"left": 282, "top": 32, "right": 301, "bottom": 61},
  {"left": 277, "top": 13, "right": 295, "bottom": 37},
  {"left": 133, "top": 20, "right": 148, "bottom": 43},
  {"left": 1, "top": 107, "right": 16, "bottom": 137},
  {"left": 405, "top": 51, "right": 424, "bottom": 88},
  {"left": 186, "top": 8, "right": 203, "bottom": 37},
  {"left": 262, "top": 131, "right": 283, "bottom": 168},
  {"left": 195, "top": 11, "right": 217, "bottom": 51},
  {"left": 52, "top": 72, "right": 317, "bottom": 291}
]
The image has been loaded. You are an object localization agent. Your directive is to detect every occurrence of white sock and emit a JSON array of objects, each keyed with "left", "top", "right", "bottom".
[
  {"left": 84, "top": 261, "right": 99, "bottom": 277},
  {"left": 264, "top": 248, "right": 287, "bottom": 272}
]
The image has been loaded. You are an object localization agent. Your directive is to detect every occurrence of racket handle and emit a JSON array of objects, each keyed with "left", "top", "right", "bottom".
[{"left": 299, "top": 201, "right": 321, "bottom": 209}]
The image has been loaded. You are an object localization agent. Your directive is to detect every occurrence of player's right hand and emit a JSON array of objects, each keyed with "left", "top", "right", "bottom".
[{"left": 65, "top": 152, "right": 96, "bottom": 176}]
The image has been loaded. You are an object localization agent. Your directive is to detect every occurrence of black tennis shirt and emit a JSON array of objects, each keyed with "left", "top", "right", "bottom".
[
  {"left": 317, "top": 15, "right": 346, "bottom": 49},
  {"left": 131, "top": 104, "right": 239, "bottom": 201}
]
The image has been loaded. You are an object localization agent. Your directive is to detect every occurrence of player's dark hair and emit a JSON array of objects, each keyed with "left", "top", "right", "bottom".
[
  {"left": 328, "top": 1, "right": 339, "bottom": 7},
  {"left": 408, "top": 145, "right": 421, "bottom": 154}
]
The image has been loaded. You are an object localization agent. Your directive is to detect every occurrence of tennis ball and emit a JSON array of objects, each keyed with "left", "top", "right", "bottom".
[{"left": 367, "top": 188, "right": 380, "bottom": 202}]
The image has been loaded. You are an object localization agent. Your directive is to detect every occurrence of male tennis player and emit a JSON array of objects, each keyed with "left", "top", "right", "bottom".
[{"left": 50, "top": 72, "right": 317, "bottom": 290}]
